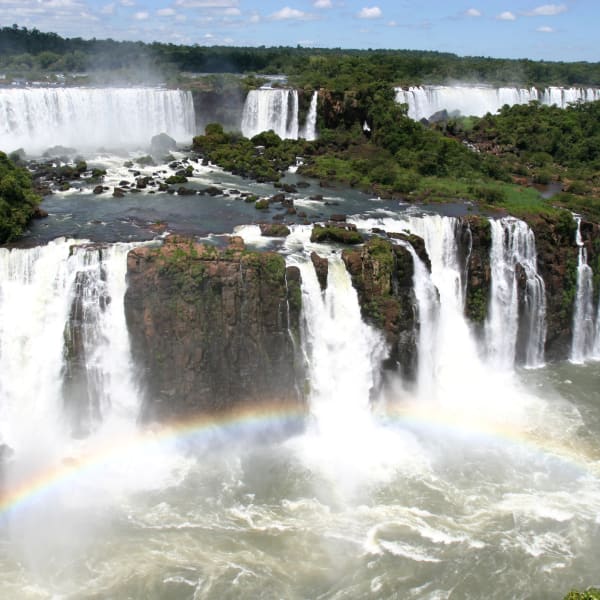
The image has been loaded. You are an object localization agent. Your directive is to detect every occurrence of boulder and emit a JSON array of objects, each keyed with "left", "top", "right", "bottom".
[{"left": 151, "top": 132, "right": 177, "bottom": 156}]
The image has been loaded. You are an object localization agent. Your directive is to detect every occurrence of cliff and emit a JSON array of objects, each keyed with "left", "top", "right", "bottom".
[
  {"left": 342, "top": 237, "right": 420, "bottom": 382},
  {"left": 124, "top": 235, "right": 304, "bottom": 421}
]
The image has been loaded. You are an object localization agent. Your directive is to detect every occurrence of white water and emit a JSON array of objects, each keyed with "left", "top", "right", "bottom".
[
  {"left": 0, "top": 87, "right": 196, "bottom": 153},
  {"left": 2, "top": 222, "right": 600, "bottom": 598},
  {"left": 571, "top": 216, "right": 596, "bottom": 363},
  {"left": 486, "top": 218, "right": 546, "bottom": 369},
  {"left": 302, "top": 91, "right": 318, "bottom": 141},
  {"left": 0, "top": 239, "right": 140, "bottom": 451},
  {"left": 395, "top": 85, "right": 600, "bottom": 120},
  {"left": 241, "top": 89, "right": 317, "bottom": 140}
]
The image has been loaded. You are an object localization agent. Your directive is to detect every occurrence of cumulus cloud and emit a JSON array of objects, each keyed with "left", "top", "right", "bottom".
[
  {"left": 536, "top": 25, "right": 555, "bottom": 32},
  {"left": 249, "top": 13, "right": 261, "bottom": 23},
  {"left": 100, "top": 2, "right": 116, "bottom": 14},
  {"left": 157, "top": 7, "right": 176, "bottom": 16},
  {"left": 133, "top": 10, "right": 149, "bottom": 19},
  {"left": 464, "top": 8, "right": 482, "bottom": 17},
  {"left": 120, "top": 0, "right": 135, "bottom": 5},
  {"left": 496, "top": 11, "right": 516, "bottom": 20},
  {"left": 269, "top": 7, "right": 315, "bottom": 20},
  {"left": 175, "top": 0, "right": 239, "bottom": 7},
  {"left": 523, "top": 3, "right": 567, "bottom": 16},
  {"left": 357, "top": 6, "right": 382, "bottom": 19},
  {"left": 313, "top": 0, "right": 332, "bottom": 7}
]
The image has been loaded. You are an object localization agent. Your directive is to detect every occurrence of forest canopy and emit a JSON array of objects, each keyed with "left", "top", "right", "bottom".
[{"left": 1, "top": 24, "right": 599, "bottom": 89}]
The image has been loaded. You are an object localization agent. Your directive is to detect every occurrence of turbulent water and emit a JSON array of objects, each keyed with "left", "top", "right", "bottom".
[
  {"left": 241, "top": 89, "right": 317, "bottom": 140},
  {"left": 0, "top": 87, "right": 195, "bottom": 153},
  {"left": 1, "top": 167, "right": 600, "bottom": 599},
  {"left": 395, "top": 85, "right": 600, "bottom": 120}
]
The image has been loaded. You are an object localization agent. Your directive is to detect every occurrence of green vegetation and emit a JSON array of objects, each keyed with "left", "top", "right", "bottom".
[
  {"left": 0, "top": 151, "right": 40, "bottom": 243},
  {"left": 193, "top": 124, "right": 309, "bottom": 182},
  {"left": 564, "top": 589, "right": 600, "bottom": 600},
  {"left": 2, "top": 25, "right": 600, "bottom": 88},
  {"left": 310, "top": 225, "right": 364, "bottom": 245},
  {"left": 456, "top": 100, "right": 600, "bottom": 219}
]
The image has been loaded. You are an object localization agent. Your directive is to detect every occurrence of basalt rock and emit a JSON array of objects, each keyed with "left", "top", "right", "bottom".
[
  {"left": 343, "top": 237, "right": 418, "bottom": 383},
  {"left": 525, "top": 212, "right": 595, "bottom": 361},
  {"left": 310, "top": 251, "right": 329, "bottom": 291},
  {"left": 459, "top": 215, "right": 492, "bottom": 331},
  {"left": 125, "top": 235, "right": 304, "bottom": 420}
]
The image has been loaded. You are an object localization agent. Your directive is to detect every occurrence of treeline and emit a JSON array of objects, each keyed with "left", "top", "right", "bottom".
[{"left": 1, "top": 25, "right": 599, "bottom": 88}]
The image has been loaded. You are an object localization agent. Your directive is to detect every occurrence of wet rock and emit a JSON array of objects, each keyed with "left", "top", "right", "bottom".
[
  {"left": 124, "top": 235, "right": 305, "bottom": 420},
  {"left": 259, "top": 223, "right": 291, "bottom": 237},
  {"left": 310, "top": 251, "right": 329, "bottom": 291},
  {"left": 151, "top": 132, "right": 177, "bottom": 156},
  {"left": 93, "top": 185, "right": 104, "bottom": 195},
  {"left": 113, "top": 187, "right": 126, "bottom": 198}
]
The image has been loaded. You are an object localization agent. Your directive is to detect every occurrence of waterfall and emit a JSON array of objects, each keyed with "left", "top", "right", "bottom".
[
  {"left": 241, "top": 89, "right": 301, "bottom": 140},
  {"left": 297, "top": 254, "right": 387, "bottom": 430},
  {"left": 302, "top": 91, "right": 318, "bottom": 141},
  {"left": 0, "top": 87, "right": 196, "bottom": 153},
  {"left": 394, "top": 85, "right": 600, "bottom": 120},
  {"left": 570, "top": 216, "right": 596, "bottom": 363},
  {"left": 394, "top": 241, "right": 439, "bottom": 397},
  {"left": 486, "top": 218, "right": 546, "bottom": 369},
  {"left": 0, "top": 239, "right": 140, "bottom": 451}
]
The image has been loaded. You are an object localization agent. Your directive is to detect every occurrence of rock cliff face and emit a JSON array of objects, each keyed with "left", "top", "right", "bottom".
[
  {"left": 460, "top": 216, "right": 492, "bottom": 334},
  {"left": 342, "top": 237, "right": 419, "bottom": 382},
  {"left": 125, "top": 235, "right": 303, "bottom": 421}
]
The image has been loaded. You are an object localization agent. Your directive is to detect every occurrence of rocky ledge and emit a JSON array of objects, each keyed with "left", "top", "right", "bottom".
[{"left": 125, "top": 235, "right": 304, "bottom": 421}]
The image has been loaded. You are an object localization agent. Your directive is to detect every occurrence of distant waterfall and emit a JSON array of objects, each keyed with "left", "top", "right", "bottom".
[
  {"left": 395, "top": 85, "right": 600, "bottom": 120},
  {"left": 241, "top": 89, "right": 317, "bottom": 140},
  {"left": 571, "top": 216, "right": 596, "bottom": 363},
  {"left": 486, "top": 218, "right": 546, "bottom": 369},
  {"left": 302, "top": 91, "right": 318, "bottom": 141},
  {"left": 0, "top": 87, "right": 196, "bottom": 153},
  {"left": 0, "top": 239, "right": 140, "bottom": 450}
]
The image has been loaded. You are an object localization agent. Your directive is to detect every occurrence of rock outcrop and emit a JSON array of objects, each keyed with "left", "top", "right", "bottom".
[
  {"left": 342, "top": 237, "right": 419, "bottom": 382},
  {"left": 125, "top": 235, "right": 304, "bottom": 421}
]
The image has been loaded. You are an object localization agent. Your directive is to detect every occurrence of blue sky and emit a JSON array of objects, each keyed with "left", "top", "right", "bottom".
[{"left": 0, "top": 1, "right": 597, "bottom": 61}]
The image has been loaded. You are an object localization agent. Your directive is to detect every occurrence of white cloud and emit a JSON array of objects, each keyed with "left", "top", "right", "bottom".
[
  {"left": 536, "top": 25, "right": 555, "bottom": 32},
  {"left": 175, "top": 0, "right": 239, "bottom": 7},
  {"left": 496, "top": 11, "right": 516, "bottom": 20},
  {"left": 133, "top": 10, "right": 149, "bottom": 19},
  {"left": 357, "top": 6, "right": 382, "bottom": 19},
  {"left": 313, "top": 0, "right": 332, "bottom": 7},
  {"left": 120, "top": 0, "right": 135, "bottom": 6},
  {"left": 388, "top": 20, "right": 397, "bottom": 26},
  {"left": 223, "top": 7, "right": 241, "bottom": 15},
  {"left": 269, "top": 6, "right": 314, "bottom": 20},
  {"left": 100, "top": 2, "right": 115, "bottom": 14},
  {"left": 523, "top": 3, "right": 567, "bottom": 16},
  {"left": 249, "top": 13, "right": 260, "bottom": 23},
  {"left": 465, "top": 8, "right": 482, "bottom": 17},
  {"left": 157, "top": 8, "right": 176, "bottom": 16}
]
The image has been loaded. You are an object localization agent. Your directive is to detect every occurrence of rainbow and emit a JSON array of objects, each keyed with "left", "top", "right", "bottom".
[
  {"left": 1, "top": 400, "right": 598, "bottom": 517},
  {"left": 0, "top": 402, "right": 307, "bottom": 516}
]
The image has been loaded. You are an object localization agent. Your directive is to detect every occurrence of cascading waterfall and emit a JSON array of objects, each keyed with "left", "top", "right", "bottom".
[
  {"left": 395, "top": 85, "right": 600, "bottom": 120},
  {"left": 570, "top": 216, "right": 596, "bottom": 363},
  {"left": 486, "top": 218, "right": 546, "bottom": 369},
  {"left": 0, "top": 87, "right": 196, "bottom": 153},
  {"left": 241, "top": 89, "right": 317, "bottom": 140},
  {"left": 296, "top": 253, "right": 387, "bottom": 431},
  {"left": 302, "top": 91, "right": 318, "bottom": 141},
  {"left": 0, "top": 239, "right": 141, "bottom": 451},
  {"left": 391, "top": 239, "right": 439, "bottom": 396}
]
